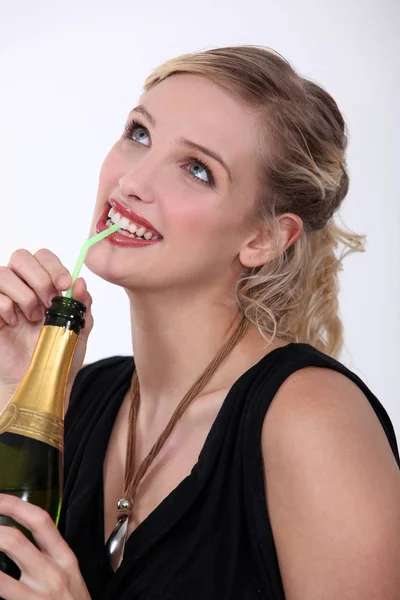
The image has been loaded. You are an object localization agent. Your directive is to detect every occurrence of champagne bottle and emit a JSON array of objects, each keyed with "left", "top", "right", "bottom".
[{"left": 0, "top": 296, "right": 86, "bottom": 583}]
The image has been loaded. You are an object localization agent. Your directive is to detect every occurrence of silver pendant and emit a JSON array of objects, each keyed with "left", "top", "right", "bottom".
[{"left": 105, "top": 498, "right": 132, "bottom": 571}]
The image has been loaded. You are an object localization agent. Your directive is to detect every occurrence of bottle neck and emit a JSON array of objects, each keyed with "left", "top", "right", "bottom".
[
  {"left": 0, "top": 296, "right": 86, "bottom": 450},
  {"left": 5, "top": 325, "right": 79, "bottom": 450},
  {"left": 44, "top": 295, "right": 86, "bottom": 334}
]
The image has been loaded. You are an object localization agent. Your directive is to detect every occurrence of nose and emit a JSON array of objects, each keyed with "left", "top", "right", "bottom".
[{"left": 118, "top": 154, "right": 159, "bottom": 203}]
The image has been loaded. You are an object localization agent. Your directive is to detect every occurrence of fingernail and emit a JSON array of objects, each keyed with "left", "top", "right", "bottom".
[
  {"left": 10, "top": 313, "right": 18, "bottom": 325},
  {"left": 57, "top": 274, "right": 71, "bottom": 288},
  {"left": 31, "top": 307, "right": 43, "bottom": 320}
]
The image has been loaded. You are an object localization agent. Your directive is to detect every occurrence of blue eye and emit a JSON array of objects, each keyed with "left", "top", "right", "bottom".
[
  {"left": 123, "top": 118, "right": 216, "bottom": 188},
  {"left": 185, "top": 160, "right": 214, "bottom": 187},
  {"left": 124, "top": 120, "right": 150, "bottom": 145}
]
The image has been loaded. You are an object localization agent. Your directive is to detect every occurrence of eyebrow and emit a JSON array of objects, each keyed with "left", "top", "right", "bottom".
[{"left": 131, "top": 104, "right": 232, "bottom": 183}]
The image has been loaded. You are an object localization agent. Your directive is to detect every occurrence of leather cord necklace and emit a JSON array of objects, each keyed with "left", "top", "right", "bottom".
[{"left": 105, "top": 313, "right": 249, "bottom": 571}]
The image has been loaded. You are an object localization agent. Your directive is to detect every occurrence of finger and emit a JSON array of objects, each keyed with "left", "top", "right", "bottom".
[
  {"left": 0, "top": 570, "right": 41, "bottom": 600},
  {"left": 33, "top": 248, "right": 72, "bottom": 299},
  {"left": 81, "top": 284, "right": 93, "bottom": 334},
  {"left": 71, "top": 277, "right": 86, "bottom": 302},
  {"left": 0, "top": 293, "right": 18, "bottom": 326},
  {"left": 82, "top": 291, "right": 94, "bottom": 335},
  {"left": 69, "top": 278, "right": 94, "bottom": 332},
  {"left": 0, "top": 495, "right": 71, "bottom": 568},
  {"left": 0, "top": 527, "right": 73, "bottom": 598},
  {"left": 0, "top": 265, "right": 45, "bottom": 322},
  {"left": 7, "top": 248, "right": 69, "bottom": 312},
  {"left": 0, "top": 526, "right": 54, "bottom": 587}
]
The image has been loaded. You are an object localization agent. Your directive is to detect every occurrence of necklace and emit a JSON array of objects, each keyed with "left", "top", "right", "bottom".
[{"left": 104, "top": 314, "right": 249, "bottom": 571}]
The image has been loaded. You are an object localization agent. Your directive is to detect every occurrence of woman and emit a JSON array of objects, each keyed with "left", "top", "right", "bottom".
[{"left": 0, "top": 45, "right": 399, "bottom": 599}]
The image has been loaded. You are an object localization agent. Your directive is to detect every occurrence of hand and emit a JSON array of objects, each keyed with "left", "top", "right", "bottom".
[
  {"left": 0, "top": 248, "right": 94, "bottom": 402},
  {"left": 0, "top": 494, "right": 91, "bottom": 599}
]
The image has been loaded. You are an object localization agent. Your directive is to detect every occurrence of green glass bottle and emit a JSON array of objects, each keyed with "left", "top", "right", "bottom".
[{"left": 0, "top": 296, "right": 86, "bottom": 585}]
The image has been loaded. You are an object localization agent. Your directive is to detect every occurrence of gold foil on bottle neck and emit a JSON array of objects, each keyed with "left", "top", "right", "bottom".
[{"left": 0, "top": 326, "right": 78, "bottom": 450}]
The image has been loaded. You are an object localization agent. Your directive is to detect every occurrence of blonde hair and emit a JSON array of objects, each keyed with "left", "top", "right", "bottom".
[{"left": 143, "top": 45, "right": 366, "bottom": 359}]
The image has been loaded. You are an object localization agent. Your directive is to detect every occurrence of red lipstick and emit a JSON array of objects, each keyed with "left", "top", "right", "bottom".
[
  {"left": 96, "top": 204, "right": 163, "bottom": 248},
  {"left": 109, "top": 198, "right": 162, "bottom": 237}
]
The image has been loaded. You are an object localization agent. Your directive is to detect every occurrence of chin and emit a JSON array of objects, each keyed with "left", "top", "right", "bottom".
[
  {"left": 83, "top": 260, "right": 120, "bottom": 287},
  {"left": 83, "top": 245, "right": 157, "bottom": 291},
  {"left": 83, "top": 244, "right": 124, "bottom": 284}
]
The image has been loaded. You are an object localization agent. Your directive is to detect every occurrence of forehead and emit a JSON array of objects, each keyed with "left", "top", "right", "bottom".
[{"left": 139, "top": 74, "right": 260, "bottom": 177}]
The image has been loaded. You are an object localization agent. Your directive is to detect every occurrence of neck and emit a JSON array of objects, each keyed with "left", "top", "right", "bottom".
[{"left": 126, "top": 287, "right": 249, "bottom": 429}]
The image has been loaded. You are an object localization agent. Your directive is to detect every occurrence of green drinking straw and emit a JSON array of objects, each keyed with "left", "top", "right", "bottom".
[{"left": 65, "top": 224, "right": 121, "bottom": 298}]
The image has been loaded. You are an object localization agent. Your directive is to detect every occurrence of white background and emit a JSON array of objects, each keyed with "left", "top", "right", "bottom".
[{"left": 0, "top": 0, "right": 399, "bottom": 436}]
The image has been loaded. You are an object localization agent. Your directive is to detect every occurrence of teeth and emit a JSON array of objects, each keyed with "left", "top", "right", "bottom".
[
  {"left": 119, "top": 216, "right": 131, "bottom": 230},
  {"left": 105, "top": 218, "right": 160, "bottom": 241},
  {"left": 135, "top": 226, "right": 146, "bottom": 237},
  {"left": 107, "top": 205, "right": 160, "bottom": 239}
]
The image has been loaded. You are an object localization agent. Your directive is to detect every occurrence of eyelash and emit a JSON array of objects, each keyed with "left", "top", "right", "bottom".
[{"left": 123, "top": 118, "right": 216, "bottom": 188}]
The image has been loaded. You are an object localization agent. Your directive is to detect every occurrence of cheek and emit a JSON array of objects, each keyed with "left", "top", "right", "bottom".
[
  {"left": 166, "top": 200, "right": 242, "bottom": 260},
  {"left": 167, "top": 202, "right": 222, "bottom": 241}
]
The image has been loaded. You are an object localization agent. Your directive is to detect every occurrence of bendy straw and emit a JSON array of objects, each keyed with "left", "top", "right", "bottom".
[{"left": 65, "top": 224, "right": 121, "bottom": 298}]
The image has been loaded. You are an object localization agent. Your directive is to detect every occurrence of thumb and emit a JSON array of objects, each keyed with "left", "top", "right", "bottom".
[
  {"left": 69, "top": 277, "right": 87, "bottom": 304},
  {"left": 70, "top": 277, "right": 94, "bottom": 339}
]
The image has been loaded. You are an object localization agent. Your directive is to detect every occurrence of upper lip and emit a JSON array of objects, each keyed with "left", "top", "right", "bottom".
[{"left": 109, "top": 198, "right": 162, "bottom": 237}]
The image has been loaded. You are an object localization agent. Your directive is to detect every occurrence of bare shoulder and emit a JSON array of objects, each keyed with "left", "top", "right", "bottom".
[
  {"left": 261, "top": 366, "right": 400, "bottom": 600},
  {"left": 262, "top": 365, "right": 398, "bottom": 461},
  {"left": 263, "top": 367, "right": 398, "bottom": 473}
]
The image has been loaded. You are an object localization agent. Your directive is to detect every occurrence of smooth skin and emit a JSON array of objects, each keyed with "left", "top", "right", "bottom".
[
  {"left": 0, "top": 493, "right": 91, "bottom": 599},
  {"left": 262, "top": 366, "right": 400, "bottom": 599},
  {"left": 0, "top": 73, "right": 399, "bottom": 598}
]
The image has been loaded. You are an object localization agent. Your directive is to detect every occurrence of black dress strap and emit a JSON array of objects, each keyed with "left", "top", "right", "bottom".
[{"left": 241, "top": 342, "right": 400, "bottom": 598}]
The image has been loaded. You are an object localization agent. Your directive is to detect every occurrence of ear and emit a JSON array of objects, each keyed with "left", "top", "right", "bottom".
[{"left": 239, "top": 214, "right": 303, "bottom": 269}]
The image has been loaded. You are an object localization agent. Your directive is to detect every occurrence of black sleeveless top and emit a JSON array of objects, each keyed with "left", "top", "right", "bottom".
[{"left": 58, "top": 343, "right": 400, "bottom": 600}]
